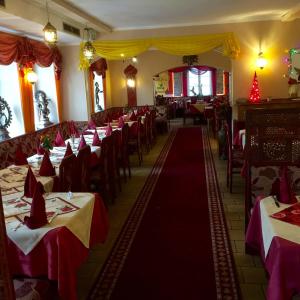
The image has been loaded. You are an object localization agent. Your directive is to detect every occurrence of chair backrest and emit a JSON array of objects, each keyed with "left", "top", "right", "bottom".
[
  {"left": 0, "top": 189, "right": 15, "bottom": 300},
  {"left": 101, "top": 135, "right": 113, "bottom": 177},
  {"left": 121, "top": 123, "right": 129, "bottom": 159},
  {"left": 58, "top": 153, "right": 77, "bottom": 192},
  {"left": 77, "top": 145, "right": 91, "bottom": 192},
  {"left": 224, "top": 122, "right": 232, "bottom": 162},
  {"left": 245, "top": 108, "right": 300, "bottom": 226}
]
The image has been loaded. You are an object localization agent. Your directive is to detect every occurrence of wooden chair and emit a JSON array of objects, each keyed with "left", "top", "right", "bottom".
[
  {"left": 141, "top": 113, "right": 151, "bottom": 153},
  {"left": 77, "top": 145, "right": 91, "bottom": 192},
  {"left": 119, "top": 124, "right": 131, "bottom": 181},
  {"left": 224, "top": 122, "right": 244, "bottom": 193},
  {"left": 58, "top": 154, "right": 78, "bottom": 192},
  {"left": 128, "top": 117, "right": 143, "bottom": 166}
]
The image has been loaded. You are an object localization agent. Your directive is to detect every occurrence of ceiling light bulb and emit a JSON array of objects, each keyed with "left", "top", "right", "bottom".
[{"left": 132, "top": 56, "right": 137, "bottom": 63}]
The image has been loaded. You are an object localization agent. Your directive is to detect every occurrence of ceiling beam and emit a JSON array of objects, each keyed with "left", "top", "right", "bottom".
[
  {"left": 51, "top": 0, "right": 112, "bottom": 33},
  {"left": 281, "top": 3, "right": 300, "bottom": 22}
]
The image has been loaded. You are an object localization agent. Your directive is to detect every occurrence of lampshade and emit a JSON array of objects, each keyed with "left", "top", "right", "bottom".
[
  {"left": 256, "top": 52, "right": 267, "bottom": 69},
  {"left": 43, "top": 21, "right": 57, "bottom": 45},
  {"left": 83, "top": 41, "right": 96, "bottom": 61},
  {"left": 27, "top": 69, "right": 38, "bottom": 84}
]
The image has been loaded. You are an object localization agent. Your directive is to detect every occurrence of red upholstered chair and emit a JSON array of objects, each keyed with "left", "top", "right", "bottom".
[
  {"left": 58, "top": 154, "right": 78, "bottom": 192},
  {"left": 77, "top": 145, "right": 91, "bottom": 192},
  {"left": 119, "top": 124, "right": 131, "bottom": 181},
  {"left": 128, "top": 117, "right": 143, "bottom": 166},
  {"left": 224, "top": 122, "right": 244, "bottom": 193},
  {"left": 141, "top": 112, "right": 151, "bottom": 153}
]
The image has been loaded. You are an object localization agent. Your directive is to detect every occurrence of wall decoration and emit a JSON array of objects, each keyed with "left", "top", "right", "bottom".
[
  {"left": 35, "top": 90, "right": 53, "bottom": 129},
  {"left": 0, "top": 97, "right": 12, "bottom": 141},
  {"left": 249, "top": 71, "right": 260, "bottom": 103},
  {"left": 124, "top": 64, "right": 137, "bottom": 106},
  {"left": 94, "top": 82, "right": 104, "bottom": 111}
]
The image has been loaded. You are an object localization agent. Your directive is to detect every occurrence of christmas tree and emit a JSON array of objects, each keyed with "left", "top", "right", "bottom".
[{"left": 249, "top": 71, "right": 260, "bottom": 103}]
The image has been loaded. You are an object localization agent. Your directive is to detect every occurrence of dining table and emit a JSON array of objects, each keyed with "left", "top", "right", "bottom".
[
  {"left": 0, "top": 135, "right": 109, "bottom": 299},
  {"left": 246, "top": 195, "right": 300, "bottom": 300}
]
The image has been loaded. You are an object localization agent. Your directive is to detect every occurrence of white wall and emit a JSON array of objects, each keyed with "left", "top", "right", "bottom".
[{"left": 59, "top": 45, "right": 89, "bottom": 121}]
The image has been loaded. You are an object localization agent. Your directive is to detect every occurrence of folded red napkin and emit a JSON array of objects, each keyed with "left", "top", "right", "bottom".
[
  {"left": 64, "top": 142, "right": 73, "bottom": 157},
  {"left": 24, "top": 182, "right": 48, "bottom": 229},
  {"left": 92, "top": 130, "right": 101, "bottom": 146},
  {"left": 130, "top": 111, "right": 137, "bottom": 121},
  {"left": 88, "top": 119, "right": 97, "bottom": 129},
  {"left": 36, "top": 140, "right": 45, "bottom": 155},
  {"left": 24, "top": 166, "right": 37, "bottom": 198},
  {"left": 118, "top": 116, "right": 125, "bottom": 128},
  {"left": 54, "top": 131, "right": 66, "bottom": 147},
  {"left": 39, "top": 152, "right": 56, "bottom": 176},
  {"left": 279, "top": 166, "right": 297, "bottom": 204},
  {"left": 78, "top": 135, "right": 87, "bottom": 150},
  {"left": 15, "top": 146, "right": 28, "bottom": 165},
  {"left": 105, "top": 124, "right": 112, "bottom": 136}
]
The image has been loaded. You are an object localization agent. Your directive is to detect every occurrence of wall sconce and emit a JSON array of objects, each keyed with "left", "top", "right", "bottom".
[
  {"left": 127, "top": 78, "right": 135, "bottom": 88},
  {"left": 256, "top": 52, "right": 267, "bottom": 69},
  {"left": 132, "top": 56, "right": 137, "bottom": 63},
  {"left": 43, "top": 1, "right": 57, "bottom": 46},
  {"left": 27, "top": 68, "right": 38, "bottom": 84}
]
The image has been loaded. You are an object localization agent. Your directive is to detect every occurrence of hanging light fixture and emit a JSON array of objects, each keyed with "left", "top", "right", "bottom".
[
  {"left": 43, "top": 0, "right": 57, "bottom": 46},
  {"left": 83, "top": 27, "right": 96, "bottom": 62}
]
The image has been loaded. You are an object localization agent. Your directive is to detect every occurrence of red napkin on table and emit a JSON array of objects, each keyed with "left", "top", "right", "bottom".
[
  {"left": 130, "top": 111, "right": 137, "bottom": 121},
  {"left": 15, "top": 146, "right": 28, "bottom": 165},
  {"left": 92, "top": 130, "right": 101, "bottom": 146},
  {"left": 24, "top": 166, "right": 37, "bottom": 198},
  {"left": 64, "top": 142, "right": 73, "bottom": 157},
  {"left": 78, "top": 135, "right": 87, "bottom": 150},
  {"left": 54, "top": 131, "right": 66, "bottom": 147},
  {"left": 39, "top": 152, "right": 56, "bottom": 176},
  {"left": 279, "top": 166, "right": 297, "bottom": 204},
  {"left": 24, "top": 182, "right": 48, "bottom": 229},
  {"left": 36, "top": 140, "right": 45, "bottom": 155},
  {"left": 88, "top": 119, "right": 97, "bottom": 129},
  {"left": 118, "top": 116, "right": 125, "bottom": 128},
  {"left": 105, "top": 124, "right": 112, "bottom": 136}
]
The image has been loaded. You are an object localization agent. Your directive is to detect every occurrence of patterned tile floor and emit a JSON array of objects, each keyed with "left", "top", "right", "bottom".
[{"left": 77, "top": 119, "right": 268, "bottom": 300}]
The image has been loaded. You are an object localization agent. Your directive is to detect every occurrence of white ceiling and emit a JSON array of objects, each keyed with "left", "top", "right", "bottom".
[
  {"left": 0, "top": 0, "right": 299, "bottom": 44},
  {"left": 66, "top": 0, "right": 300, "bottom": 30}
]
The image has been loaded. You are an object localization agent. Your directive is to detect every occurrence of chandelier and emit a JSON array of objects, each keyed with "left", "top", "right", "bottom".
[{"left": 43, "top": 0, "right": 57, "bottom": 46}]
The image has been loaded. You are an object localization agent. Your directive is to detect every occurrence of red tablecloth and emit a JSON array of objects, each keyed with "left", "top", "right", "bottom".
[
  {"left": 246, "top": 196, "right": 300, "bottom": 300},
  {"left": 7, "top": 194, "right": 109, "bottom": 300}
]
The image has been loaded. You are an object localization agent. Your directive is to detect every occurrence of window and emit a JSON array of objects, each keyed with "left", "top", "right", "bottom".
[
  {"left": 173, "top": 72, "right": 183, "bottom": 96},
  {"left": 93, "top": 73, "right": 105, "bottom": 110},
  {"left": 0, "top": 63, "right": 24, "bottom": 137},
  {"left": 188, "top": 70, "right": 212, "bottom": 96},
  {"left": 33, "top": 64, "right": 59, "bottom": 129}
]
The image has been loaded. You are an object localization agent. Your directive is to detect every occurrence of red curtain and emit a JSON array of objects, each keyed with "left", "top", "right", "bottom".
[
  {"left": 168, "top": 71, "right": 173, "bottom": 95},
  {"left": 0, "top": 31, "right": 62, "bottom": 132},
  {"left": 124, "top": 64, "right": 138, "bottom": 107},
  {"left": 224, "top": 71, "right": 229, "bottom": 95}
]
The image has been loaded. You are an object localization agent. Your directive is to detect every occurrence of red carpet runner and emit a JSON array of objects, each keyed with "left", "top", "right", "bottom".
[{"left": 89, "top": 127, "right": 240, "bottom": 299}]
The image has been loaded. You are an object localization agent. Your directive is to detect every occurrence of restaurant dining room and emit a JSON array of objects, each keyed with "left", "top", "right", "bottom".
[{"left": 1, "top": 1, "right": 300, "bottom": 300}]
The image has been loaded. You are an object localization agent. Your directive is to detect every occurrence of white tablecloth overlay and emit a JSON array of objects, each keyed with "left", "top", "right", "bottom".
[
  {"left": 5, "top": 192, "right": 95, "bottom": 255},
  {"left": 0, "top": 165, "right": 54, "bottom": 193},
  {"left": 260, "top": 196, "right": 300, "bottom": 258}
]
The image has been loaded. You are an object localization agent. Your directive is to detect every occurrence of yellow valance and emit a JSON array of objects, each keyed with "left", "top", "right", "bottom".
[{"left": 79, "top": 32, "right": 240, "bottom": 69}]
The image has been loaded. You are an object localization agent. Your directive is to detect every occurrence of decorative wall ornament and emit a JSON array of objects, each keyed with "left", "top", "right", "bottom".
[
  {"left": 182, "top": 55, "right": 198, "bottom": 66},
  {"left": 94, "top": 82, "right": 104, "bottom": 112},
  {"left": 35, "top": 90, "right": 53, "bottom": 129},
  {"left": 0, "top": 97, "right": 12, "bottom": 141}
]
